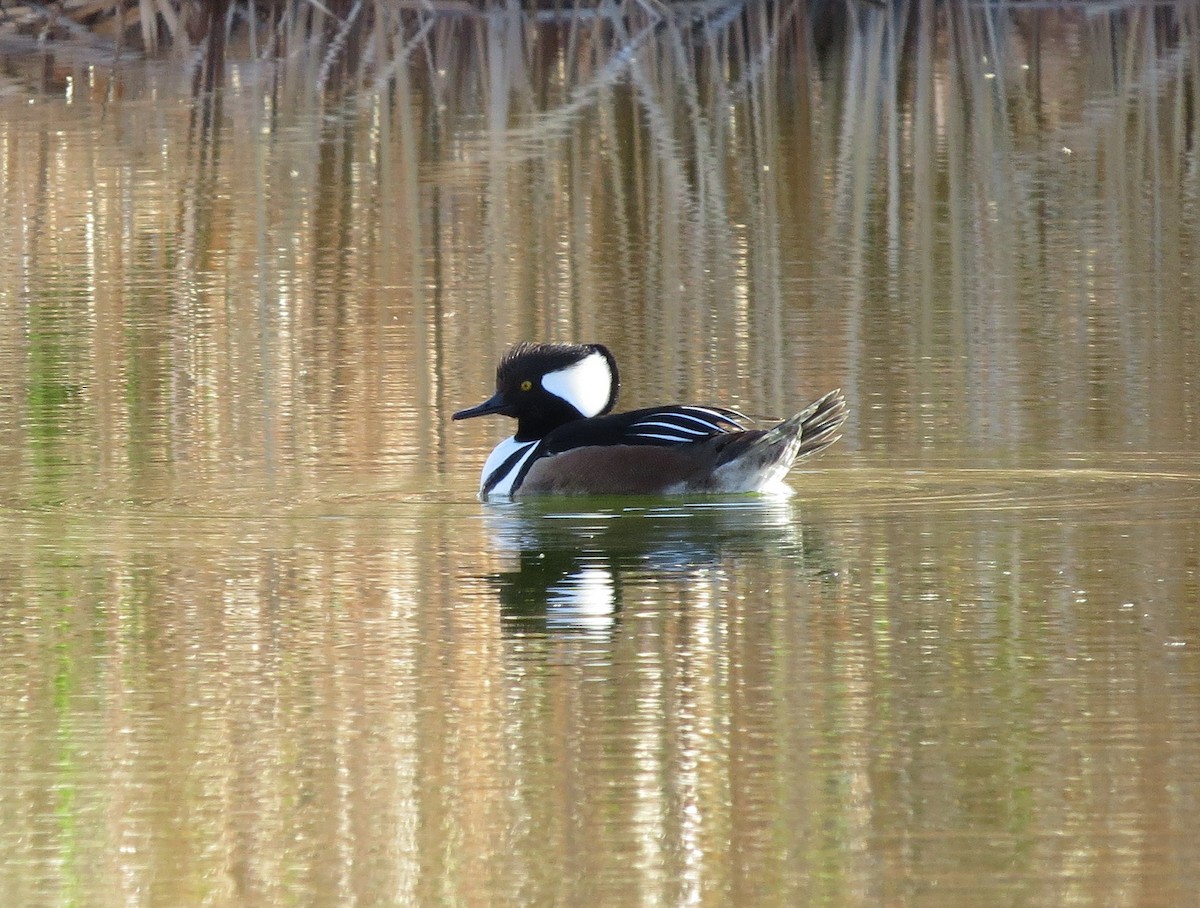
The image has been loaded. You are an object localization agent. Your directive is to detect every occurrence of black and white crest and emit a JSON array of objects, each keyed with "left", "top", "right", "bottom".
[{"left": 498, "top": 342, "right": 619, "bottom": 419}]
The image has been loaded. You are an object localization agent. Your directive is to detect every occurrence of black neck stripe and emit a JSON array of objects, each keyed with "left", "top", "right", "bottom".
[{"left": 482, "top": 442, "right": 542, "bottom": 497}]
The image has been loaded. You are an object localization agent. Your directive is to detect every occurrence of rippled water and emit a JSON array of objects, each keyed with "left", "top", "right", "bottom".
[{"left": 2, "top": 3, "right": 1200, "bottom": 905}]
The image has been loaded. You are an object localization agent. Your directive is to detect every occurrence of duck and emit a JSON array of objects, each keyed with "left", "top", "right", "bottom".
[{"left": 453, "top": 342, "right": 847, "bottom": 500}]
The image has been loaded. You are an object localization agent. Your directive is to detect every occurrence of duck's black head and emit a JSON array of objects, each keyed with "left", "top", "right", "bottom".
[{"left": 453, "top": 342, "right": 620, "bottom": 441}]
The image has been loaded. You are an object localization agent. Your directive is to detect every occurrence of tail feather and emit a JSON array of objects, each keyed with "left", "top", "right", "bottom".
[
  {"left": 783, "top": 388, "right": 848, "bottom": 461},
  {"left": 710, "top": 389, "right": 847, "bottom": 491}
]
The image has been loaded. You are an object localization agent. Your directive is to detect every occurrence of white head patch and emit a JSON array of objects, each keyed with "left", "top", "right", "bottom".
[{"left": 540, "top": 351, "right": 613, "bottom": 418}]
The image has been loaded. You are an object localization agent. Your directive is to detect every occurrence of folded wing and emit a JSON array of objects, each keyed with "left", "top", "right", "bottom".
[{"left": 622, "top": 406, "right": 752, "bottom": 444}]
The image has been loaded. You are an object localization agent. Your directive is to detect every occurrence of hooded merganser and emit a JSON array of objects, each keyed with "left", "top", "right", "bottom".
[{"left": 453, "top": 342, "right": 847, "bottom": 500}]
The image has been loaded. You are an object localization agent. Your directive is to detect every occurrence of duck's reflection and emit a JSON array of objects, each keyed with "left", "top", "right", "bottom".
[
  {"left": 544, "top": 565, "right": 617, "bottom": 633},
  {"left": 483, "top": 496, "right": 825, "bottom": 637}
]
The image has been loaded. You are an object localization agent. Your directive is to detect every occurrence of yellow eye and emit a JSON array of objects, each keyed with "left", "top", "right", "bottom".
[{"left": 520, "top": 380, "right": 533, "bottom": 391}]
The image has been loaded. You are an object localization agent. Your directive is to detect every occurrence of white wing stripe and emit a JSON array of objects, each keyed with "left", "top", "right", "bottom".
[
  {"left": 626, "top": 406, "right": 749, "bottom": 445},
  {"left": 630, "top": 420, "right": 710, "bottom": 435},
  {"left": 630, "top": 432, "right": 696, "bottom": 443},
  {"left": 632, "top": 414, "right": 726, "bottom": 432},
  {"left": 664, "top": 411, "right": 730, "bottom": 429}
]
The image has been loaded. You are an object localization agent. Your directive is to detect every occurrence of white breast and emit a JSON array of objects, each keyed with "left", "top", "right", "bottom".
[{"left": 479, "top": 437, "right": 540, "bottom": 499}]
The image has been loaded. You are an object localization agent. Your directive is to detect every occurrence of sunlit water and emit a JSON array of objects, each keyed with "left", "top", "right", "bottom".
[{"left": 2, "top": 4, "right": 1200, "bottom": 906}]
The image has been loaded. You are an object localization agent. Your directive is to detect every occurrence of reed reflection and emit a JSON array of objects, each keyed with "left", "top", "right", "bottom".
[{"left": 3, "top": 3, "right": 1199, "bottom": 504}]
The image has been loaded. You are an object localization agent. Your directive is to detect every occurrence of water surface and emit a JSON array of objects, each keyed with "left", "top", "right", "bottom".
[{"left": 1, "top": 4, "right": 1199, "bottom": 905}]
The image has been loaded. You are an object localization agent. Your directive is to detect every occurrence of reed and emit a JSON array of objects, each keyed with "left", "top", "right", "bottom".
[{"left": 6, "top": 1, "right": 878, "bottom": 76}]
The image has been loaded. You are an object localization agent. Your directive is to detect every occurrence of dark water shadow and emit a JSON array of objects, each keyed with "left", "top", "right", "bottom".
[{"left": 478, "top": 495, "right": 838, "bottom": 637}]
